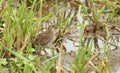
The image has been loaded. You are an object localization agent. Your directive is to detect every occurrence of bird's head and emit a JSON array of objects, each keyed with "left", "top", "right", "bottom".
[{"left": 48, "top": 25, "right": 55, "bottom": 30}]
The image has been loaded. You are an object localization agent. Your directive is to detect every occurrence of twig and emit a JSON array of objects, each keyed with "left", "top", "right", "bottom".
[
  {"left": 85, "top": 51, "right": 99, "bottom": 71},
  {"left": 56, "top": 44, "right": 63, "bottom": 73},
  {"left": 21, "top": 35, "right": 29, "bottom": 51},
  {"left": 84, "top": 35, "right": 120, "bottom": 50},
  {"left": 97, "top": 36, "right": 120, "bottom": 49},
  {"left": 41, "top": 51, "right": 69, "bottom": 65},
  {"left": 115, "top": 27, "right": 120, "bottom": 32},
  {"left": 89, "top": 61, "right": 99, "bottom": 71}
]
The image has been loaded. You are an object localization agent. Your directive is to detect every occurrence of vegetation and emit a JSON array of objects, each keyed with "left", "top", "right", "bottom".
[{"left": 0, "top": 0, "right": 120, "bottom": 73}]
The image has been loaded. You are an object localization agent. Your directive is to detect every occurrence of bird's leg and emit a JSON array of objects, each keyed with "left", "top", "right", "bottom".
[
  {"left": 43, "top": 48, "right": 47, "bottom": 54},
  {"left": 42, "top": 47, "right": 48, "bottom": 55}
]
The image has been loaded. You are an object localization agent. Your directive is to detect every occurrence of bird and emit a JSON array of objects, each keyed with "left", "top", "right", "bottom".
[{"left": 31, "top": 25, "right": 55, "bottom": 54}]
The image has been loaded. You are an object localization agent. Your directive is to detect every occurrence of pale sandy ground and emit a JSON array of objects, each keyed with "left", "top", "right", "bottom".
[
  {"left": 62, "top": 40, "right": 120, "bottom": 73},
  {"left": 109, "top": 48, "right": 120, "bottom": 73}
]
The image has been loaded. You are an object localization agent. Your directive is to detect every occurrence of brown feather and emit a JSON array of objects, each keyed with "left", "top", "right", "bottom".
[{"left": 31, "top": 25, "right": 55, "bottom": 47}]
